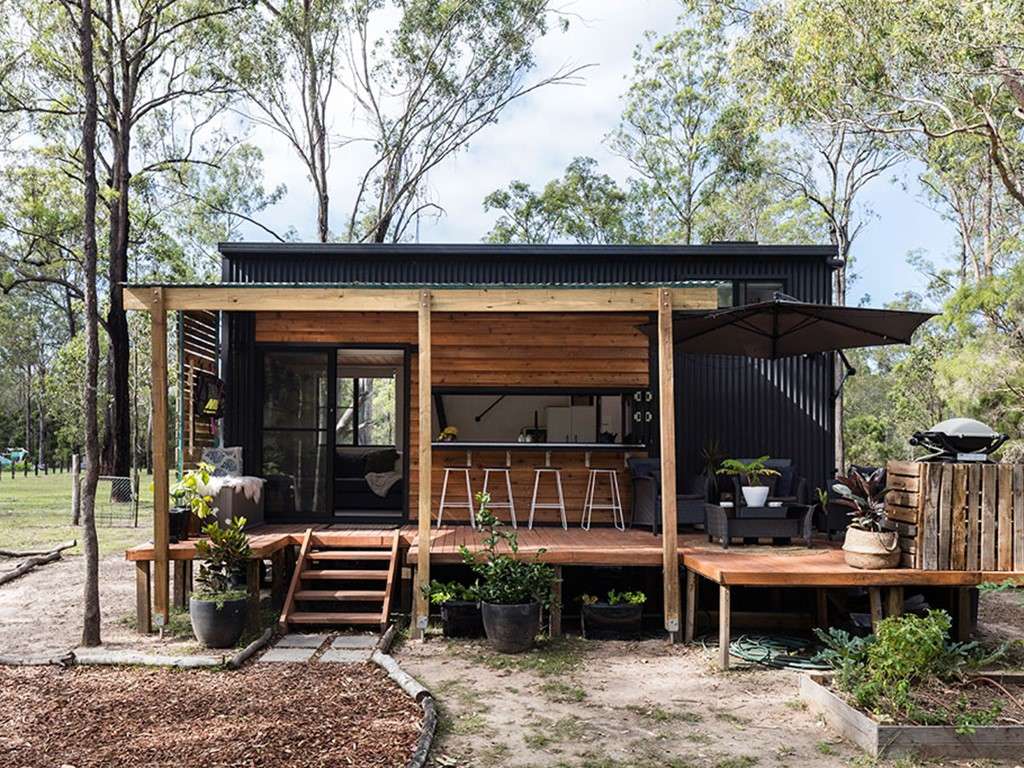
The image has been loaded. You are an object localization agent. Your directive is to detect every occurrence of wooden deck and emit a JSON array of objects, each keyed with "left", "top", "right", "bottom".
[{"left": 126, "top": 524, "right": 1024, "bottom": 587}]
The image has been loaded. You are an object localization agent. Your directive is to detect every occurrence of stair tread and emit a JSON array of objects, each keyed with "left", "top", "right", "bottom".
[
  {"left": 301, "top": 569, "right": 389, "bottom": 580},
  {"left": 288, "top": 612, "right": 382, "bottom": 624},
  {"left": 295, "top": 589, "right": 386, "bottom": 601},
  {"left": 309, "top": 550, "right": 391, "bottom": 560}
]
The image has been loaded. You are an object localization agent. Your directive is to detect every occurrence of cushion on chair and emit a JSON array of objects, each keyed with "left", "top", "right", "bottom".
[
  {"left": 201, "top": 446, "right": 243, "bottom": 477},
  {"left": 365, "top": 448, "right": 400, "bottom": 473},
  {"left": 773, "top": 465, "right": 796, "bottom": 498}
]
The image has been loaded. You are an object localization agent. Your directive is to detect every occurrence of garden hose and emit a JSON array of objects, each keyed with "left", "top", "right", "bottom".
[{"left": 700, "top": 633, "right": 832, "bottom": 670}]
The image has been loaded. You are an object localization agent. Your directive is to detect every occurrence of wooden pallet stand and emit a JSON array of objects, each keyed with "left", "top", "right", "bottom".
[
  {"left": 886, "top": 460, "right": 1024, "bottom": 571},
  {"left": 801, "top": 673, "right": 1024, "bottom": 759}
]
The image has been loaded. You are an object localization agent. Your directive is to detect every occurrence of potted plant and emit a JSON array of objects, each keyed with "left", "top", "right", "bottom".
[
  {"left": 461, "top": 492, "right": 556, "bottom": 654},
  {"left": 833, "top": 469, "right": 900, "bottom": 570},
  {"left": 716, "top": 456, "right": 780, "bottom": 508},
  {"left": 422, "top": 579, "right": 483, "bottom": 638},
  {"left": 580, "top": 589, "right": 646, "bottom": 640},
  {"left": 190, "top": 495, "right": 252, "bottom": 647},
  {"left": 170, "top": 462, "right": 215, "bottom": 541}
]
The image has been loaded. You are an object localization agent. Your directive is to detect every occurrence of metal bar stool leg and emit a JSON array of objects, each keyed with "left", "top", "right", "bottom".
[
  {"left": 436, "top": 468, "right": 451, "bottom": 527},
  {"left": 555, "top": 470, "right": 567, "bottom": 530},
  {"left": 581, "top": 469, "right": 596, "bottom": 530},
  {"left": 528, "top": 469, "right": 541, "bottom": 529},
  {"left": 505, "top": 469, "right": 517, "bottom": 528},
  {"left": 464, "top": 468, "right": 476, "bottom": 529},
  {"left": 610, "top": 470, "right": 625, "bottom": 531}
]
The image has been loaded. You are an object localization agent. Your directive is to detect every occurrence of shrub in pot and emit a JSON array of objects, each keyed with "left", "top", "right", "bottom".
[
  {"left": 423, "top": 580, "right": 483, "bottom": 638},
  {"left": 580, "top": 590, "right": 646, "bottom": 640},
  {"left": 170, "top": 463, "right": 216, "bottom": 541},
  {"left": 460, "top": 492, "right": 555, "bottom": 654},
  {"left": 833, "top": 470, "right": 899, "bottom": 570},
  {"left": 190, "top": 509, "right": 252, "bottom": 648},
  {"left": 716, "top": 456, "right": 780, "bottom": 508}
]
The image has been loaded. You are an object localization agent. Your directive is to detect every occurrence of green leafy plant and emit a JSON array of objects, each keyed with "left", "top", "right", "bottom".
[
  {"left": 460, "top": 492, "right": 556, "bottom": 608},
  {"left": 194, "top": 516, "right": 251, "bottom": 599},
  {"left": 815, "top": 486, "right": 829, "bottom": 509},
  {"left": 814, "top": 610, "right": 1007, "bottom": 728},
  {"left": 608, "top": 589, "right": 646, "bottom": 606},
  {"left": 422, "top": 579, "right": 479, "bottom": 605},
  {"left": 832, "top": 467, "right": 890, "bottom": 532},
  {"left": 170, "top": 462, "right": 216, "bottom": 519},
  {"left": 716, "top": 456, "right": 780, "bottom": 487},
  {"left": 579, "top": 594, "right": 599, "bottom": 606}
]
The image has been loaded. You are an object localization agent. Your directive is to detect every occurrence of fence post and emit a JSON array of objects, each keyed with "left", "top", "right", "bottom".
[
  {"left": 71, "top": 454, "right": 81, "bottom": 525},
  {"left": 133, "top": 471, "right": 140, "bottom": 528}
]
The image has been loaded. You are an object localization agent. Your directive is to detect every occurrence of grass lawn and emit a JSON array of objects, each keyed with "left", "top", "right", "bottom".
[{"left": 0, "top": 471, "right": 155, "bottom": 557}]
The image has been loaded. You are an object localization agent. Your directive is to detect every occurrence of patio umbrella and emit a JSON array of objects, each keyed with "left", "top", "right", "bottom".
[{"left": 648, "top": 293, "right": 935, "bottom": 359}]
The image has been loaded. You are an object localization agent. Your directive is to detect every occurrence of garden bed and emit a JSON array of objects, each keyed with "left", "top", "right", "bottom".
[
  {"left": 801, "top": 672, "right": 1024, "bottom": 759},
  {"left": 0, "top": 663, "right": 421, "bottom": 767}
]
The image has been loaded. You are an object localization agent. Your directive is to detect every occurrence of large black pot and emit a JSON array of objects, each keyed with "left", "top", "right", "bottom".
[
  {"left": 441, "top": 600, "right": 484, "bottom": 638},
  {"left": 189, "top": 595, "right": 247, "bottom": 648},
  {"left": 481, "top": 601, "right": 540, "bottom": 654},
  {"left": 581, "top": 603, "right": 643, "bottom": 640}
]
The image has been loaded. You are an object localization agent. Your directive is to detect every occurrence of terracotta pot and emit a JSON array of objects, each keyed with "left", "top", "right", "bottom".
[{"left": 843, "top": 527, "right": 900, "bottom": 570}]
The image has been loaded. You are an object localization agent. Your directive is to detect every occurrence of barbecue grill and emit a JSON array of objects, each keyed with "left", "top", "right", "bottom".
[{"left": 909, "top": 418, "right": 1008, "bottom": 462}]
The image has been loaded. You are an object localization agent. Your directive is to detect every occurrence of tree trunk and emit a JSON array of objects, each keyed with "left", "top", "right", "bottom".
[
  {"left": 78, "top": 0, "right": 103, "bottom": 648},
  {"left": 37, "top": 366, "right": 46, "bottom": 468}
]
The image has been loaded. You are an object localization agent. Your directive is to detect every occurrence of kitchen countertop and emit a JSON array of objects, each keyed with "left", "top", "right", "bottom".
[{"left": 431, "top": 441, "right": 647, "bottom": 451}]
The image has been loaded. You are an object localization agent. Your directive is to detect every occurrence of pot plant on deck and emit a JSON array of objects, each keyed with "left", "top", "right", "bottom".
[
  {"left": 461, "top": 492, "right": 556, "bottom": 654},
  {"left": 716, "top": 456, "right": 780, "bottom": 507},
  {"left": 423, "top": 580, "right": 483, "bottom": 638},
  {"left": 833, "top": 470, "right": 899, "bottom": 570},
  {"left": 580, "top": 590, "right": 646, "bottom": 640},
  {"left": 183, "top": 466, "right": 253, "bottom": 648}
]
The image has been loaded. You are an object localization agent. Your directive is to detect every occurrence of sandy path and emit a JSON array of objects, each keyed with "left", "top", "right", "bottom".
[{"left": 0, "top": 552, "right": 196, "bottom": 657}]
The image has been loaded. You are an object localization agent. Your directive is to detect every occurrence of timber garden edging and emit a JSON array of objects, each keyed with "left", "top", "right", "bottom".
[
  {"left": 372, "top": 624, "right": 437, "bottom": 768},
  {"left": 800, "top": 672, "right": 1024, "bottom": 759}
]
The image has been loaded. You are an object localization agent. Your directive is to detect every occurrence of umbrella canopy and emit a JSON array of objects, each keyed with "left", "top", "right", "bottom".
[{"left": 647, "top": 294, "right": 935, "bottom": 359}]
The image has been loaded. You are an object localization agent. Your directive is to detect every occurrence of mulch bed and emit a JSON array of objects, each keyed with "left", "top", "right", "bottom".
[{"left": 0, "top": 663, "right": 421, "bottom": 767}]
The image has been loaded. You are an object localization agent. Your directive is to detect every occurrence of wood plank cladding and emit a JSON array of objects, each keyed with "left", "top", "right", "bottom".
[
  {"left": 253, "top": 311, "right": 650, "bottom": 388},
  {"left": 181, "top": 310, "right": 218, "bottom": 467},
  {"left": 255, "top": 311, "right": 651, "bottom": 522},
  {"left": 886, "top": 459, "right": 1024, "bottom": 571}
]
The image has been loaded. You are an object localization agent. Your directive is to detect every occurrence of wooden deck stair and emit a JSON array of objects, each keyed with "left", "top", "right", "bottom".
[{"left": 279, "top": 529, "right": 400, "bottom": 632}]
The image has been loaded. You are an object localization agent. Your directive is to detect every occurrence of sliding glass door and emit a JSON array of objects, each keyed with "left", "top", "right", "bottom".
[{"left": 261, "top": 350, "right": 330, "bottom": 519}]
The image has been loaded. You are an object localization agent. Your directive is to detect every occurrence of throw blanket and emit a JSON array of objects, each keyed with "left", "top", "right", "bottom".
[
  {"left": 199, "top": 475, "right": 264, "bottom": 504},
  {"left": 365, "top": 471, "right": 402, "bottom": 498}
]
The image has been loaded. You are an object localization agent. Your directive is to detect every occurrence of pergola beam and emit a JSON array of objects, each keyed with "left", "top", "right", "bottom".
[{"left": 122, "top": 286, "right": 717, "bottom": 313}]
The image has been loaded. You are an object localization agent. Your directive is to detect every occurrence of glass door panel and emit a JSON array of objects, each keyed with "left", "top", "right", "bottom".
[{"left": 261, "top": 350, "right": 330, "bottom": 518}]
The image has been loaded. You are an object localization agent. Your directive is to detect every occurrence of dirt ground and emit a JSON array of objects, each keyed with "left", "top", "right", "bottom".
[
  {"left": 0, "top": 551, "right": 200, "bottom": 657},
  {"left": 397, "top": 592, "right": 1024, "bottom": 768},
  {"left": 0, "top": 663, "right": 421, "bottom": 767}
]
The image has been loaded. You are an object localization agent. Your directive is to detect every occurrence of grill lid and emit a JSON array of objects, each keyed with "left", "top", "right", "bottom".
[{"left": 928, "top": 418, "right": 1000, "bottom": 438}]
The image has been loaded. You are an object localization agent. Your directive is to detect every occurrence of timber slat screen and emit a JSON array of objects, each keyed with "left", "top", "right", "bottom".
[
  {"left": 180, "top": 310, "right": 219, "bottom": 468},
  {"left": 887, "top": 459, "right": 1024, "bottom": 571}
]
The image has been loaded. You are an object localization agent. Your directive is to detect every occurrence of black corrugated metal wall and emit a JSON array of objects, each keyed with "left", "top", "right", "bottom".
[{"left": 221, "top": 244, "right": 836, "bottom": 491}]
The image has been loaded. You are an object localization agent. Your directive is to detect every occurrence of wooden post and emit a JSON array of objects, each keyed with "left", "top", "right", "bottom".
[
  {"left": 271, "top": 549, "right": 287, "bottom": 610},
  {"left": 150, "top": 288, "right": 170, "bottom": 628},
  {"left": 549, "top": 565, "right": 563, "bottom": 638},
  {"left": 135, "top": 561, "right": 152, "bottom": 633},
  {"left": 172, "top": 561, "right": 187, "bottom": 609},
  {"left": 956, "top": 587, "right": 972, "bottom": 642},
  {"left": 70, "top": 454, "right": 81, "bottom": 525},
  {"left": 412, "top": 289, "right": 432, "bottom": 639},
  {"left": 868, "top": 587, "right": 883, "bottom": 630},
  {"left": 885, "top": 586, "right": 904, "bottom": 618},
  {"left": 684, "top": 569, "right": 697, "bottom": 643},
  {"left": 718, "top": 584, "right": 731, "bottom": 670},
  {"left": 816, "top": 588, "right": 828, "bottom": 628},
  {"left": 246, "top": 558, "right": 261, "bottom": 632},
  {"left": 657, "top": 288, "right": 681, "bottom": 641}
]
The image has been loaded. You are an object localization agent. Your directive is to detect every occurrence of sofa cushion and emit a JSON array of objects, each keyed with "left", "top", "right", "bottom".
[
  {"left": 365, "top": 448, "right": 400, "bottom": 473},
  {"left": 201, "top": 446, "right": 243, "bottom": 477},
  {"left": 336, "top": 452, "right": 366, "bottom": 478}
]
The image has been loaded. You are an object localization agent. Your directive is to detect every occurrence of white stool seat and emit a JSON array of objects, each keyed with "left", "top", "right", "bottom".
[
  {"left": 482, "top": 467, "right": 517, "bottom": 528},
  {"left": 528, "top": 467, "right": 567, "bottom": 530},
  {"left": 581, "top": 468, "right": 625, "bottom": 531},
  {"left": 437, "top": 467, "right": 476, "bottom": 528}
]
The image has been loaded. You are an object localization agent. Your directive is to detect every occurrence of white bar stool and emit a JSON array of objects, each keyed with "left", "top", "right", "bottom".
[
  {"left": 581, "top": 468, "right": 625, "bottom": 531},
  {"left": 528, "top": 467, "right": 567, "bottom": 530},
  {"left": 437, "top": 467, "right": 476, "bottom": 528},
  {"left": 482, "top": 467, "right": 517, "bottom": 528}
]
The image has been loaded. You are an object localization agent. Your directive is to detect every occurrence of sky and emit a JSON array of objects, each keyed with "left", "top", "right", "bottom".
[{"left": 243, "top": 0, "right": 957, "bottom": 309}]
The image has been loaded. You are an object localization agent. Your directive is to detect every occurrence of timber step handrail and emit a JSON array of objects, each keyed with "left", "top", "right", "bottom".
[
  {"left": 278, "top": 528, "right": 313, "bottom": 632},
  {"left": 379, "top": 530, "right": 401, "bottom": 632}
]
